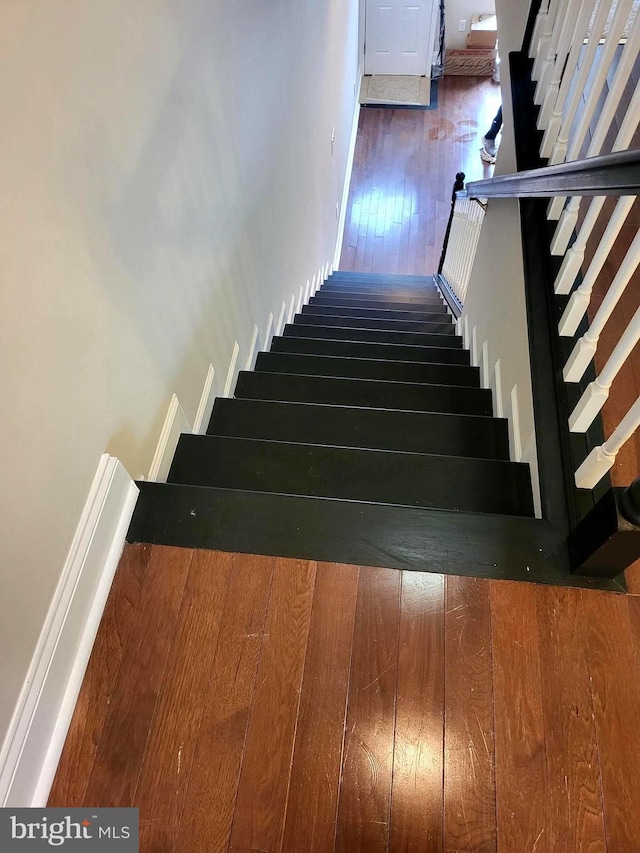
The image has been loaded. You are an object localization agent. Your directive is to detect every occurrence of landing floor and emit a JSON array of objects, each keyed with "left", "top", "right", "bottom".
[{"left": 50, "top": 544, "right": 640, "bottom": 852}]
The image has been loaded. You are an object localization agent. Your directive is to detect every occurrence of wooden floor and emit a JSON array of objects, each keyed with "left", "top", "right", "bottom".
[
  {"left": 50, "top": 544, "right": 640, "bottom": 852},
  {"left": 339, "top": 76, "right": 500, "bottom": 276}
]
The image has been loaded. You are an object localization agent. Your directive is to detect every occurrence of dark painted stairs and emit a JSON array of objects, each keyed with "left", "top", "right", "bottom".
[{"left": 127, "top": 273, "right": 619, "bottom": 588}]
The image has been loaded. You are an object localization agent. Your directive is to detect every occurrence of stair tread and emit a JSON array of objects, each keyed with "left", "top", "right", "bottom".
[
  {"left": 270, "top": 335, "right": 471, "bottom": 364},
  {"left": 310, "top": 296, "right": 444, "bottom": 310},
  {"left": 330, "top": 271, "right": 437, "bottom": 284},
  {"left": 293, "top": 313, "right": 454, "bottom": 333},
  {"left": 302, "top": 305, "right": 451, "bottom": 321},
  {"left": 127, "top": 484, "right": 621, "bottom": 592},
  {"left": 234, "top": 370, "right": 492, "bottom": 415},
  {"left": 284, "top": 323, "right": 462, "bottom": 347},
  {"left": 207, "top": 398, "right": 509, "bottom": 459},
  {"left": 255, "top": 351, "right": 479, "bottom": 385},
  {"left": 314, "top": 292, "right": 443, "bottom": 304},
  {"left": 168, "top": 435, "right": 534, "bottom": 516}
]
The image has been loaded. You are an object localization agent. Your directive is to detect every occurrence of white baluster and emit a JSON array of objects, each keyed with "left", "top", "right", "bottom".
[
  {"left": 530, "top": 1, "right": 551, "bottom": 60},
  {"left": 535, "top": 0, "right": 585, "bottom": 114},
  {"left": 558, "top": 197, "right": 636, "bottom": 332},
  {"left": 575, "top": 397, "right": 640, "bottom": 488},
  {"left": 540, "top": 0, "right": 608, "bottom": 157},
  {"left": 569, "top": 302, "right": 640, "bottom": 431},
  {"left": 538, "top": 0, "right": 598, "bottom": 133},
  {"left": 533, "top": 0, "right": 566, "bottom": 82},
  {"left": 564, "top": 229, "right": 640, "bottom": 382}
]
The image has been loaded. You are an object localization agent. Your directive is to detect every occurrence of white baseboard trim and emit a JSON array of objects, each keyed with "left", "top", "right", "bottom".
[
  {"left": 288, "top": 293, "right": 296, "bottom": 324},
  {"left": 148, "top": 394, "right": 191, "bottom": 482},
  {"left": 263, "top": 312, "right": 274, "bottom": 352},
  {"left": 192, "top": 364, "right": 217, "bottom": 435},
  {"left": 0, "top": 455, "right": 138, "bottom": 806},
  {"left": 333, "top": 87, "right": 362, "bottom": 270},
  {"left": 245, "top": 325, "right": 260, "bottom": 371},
  {"left": 223, "top": 342, "right": 240, "bottom": 398}
]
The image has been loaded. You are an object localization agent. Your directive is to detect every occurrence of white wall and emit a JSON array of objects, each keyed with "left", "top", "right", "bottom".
[
  {"left": 445, "top": 0, "right": 496, "bottom": 49},
  {"left": 0, "top": 0, "right": 359, "bottom": 752},
  {"left": 459, "top": 0, "right": 541, "bottom": 515}
]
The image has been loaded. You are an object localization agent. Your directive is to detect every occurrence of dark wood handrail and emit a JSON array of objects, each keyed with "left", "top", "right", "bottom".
[{"left": 464, "top": 148, "right": 640, "bottom": 199}]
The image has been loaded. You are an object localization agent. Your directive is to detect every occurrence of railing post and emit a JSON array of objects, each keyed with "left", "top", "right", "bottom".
[{"left": 438, "top": 172, "right": 465, "bottom": 274}]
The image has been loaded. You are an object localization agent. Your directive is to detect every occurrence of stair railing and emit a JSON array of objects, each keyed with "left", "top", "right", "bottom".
[{"left": 446, "top": 0, "right": 640, "bottom": 578}]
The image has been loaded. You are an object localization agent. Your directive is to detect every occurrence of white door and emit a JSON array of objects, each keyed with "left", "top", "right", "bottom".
[{"left": 365, "top": 0, "right": 435, "bottom": 76}]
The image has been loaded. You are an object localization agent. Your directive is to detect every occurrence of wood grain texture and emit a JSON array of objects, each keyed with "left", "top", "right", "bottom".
[
  {"left": 175, "top": 552, "right": 274, "bottom": 853},
  {"left": 490, "top": 581, "right": 551, "bottom": 853},
  {"left": 582, "top": 589, "right": 640, "bottom": 850},
  {"left": 443, "top": 575, "right": 496, "bottom": 853},
  {"left": 335, "top": 566, "right": 401, "bottom": 853},
  {"left": 390, "top": 572, "right": 445, "bottom": 853},
  {"left": 133, "top": 550, "right": 233, "bottom": 852},
  {"left": 534, "top": 585, "right": 606, "bottom": 852},
  {"left": 281, "top": 562, "right": 360, "bottom": 853},
  {"left": 83, "top": 545, "right": 191, "bottom": 807},
  {"left": 230, "top": 557, "right": 317, "bottom": 853},
  {"left": 48, "top": 542, "right": 151, "bottom": 807}
]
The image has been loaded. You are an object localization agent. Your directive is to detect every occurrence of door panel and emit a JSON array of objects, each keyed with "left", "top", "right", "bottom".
[{"left": 365, "top": 0, "right": 435, "bottom": 76}]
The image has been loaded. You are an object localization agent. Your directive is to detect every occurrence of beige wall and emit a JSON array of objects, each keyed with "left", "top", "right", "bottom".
[{"left": 0, "top": 0, "right": 359, "bottom": 743}]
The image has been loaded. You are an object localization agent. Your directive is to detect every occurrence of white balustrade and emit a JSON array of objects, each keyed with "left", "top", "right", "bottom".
[
  {"left": 563, "top": 228, "right": 640, "bottom": 383},
  {"left": 534, "top": 0, "right": 586, "bottom": 113},
  {"left": 442, "top": 197, "right": 486, "bottom": 306},
  {"left": 533, "top": 0, "right": 571, "bottom": 89},
  {"left": 569, "top": 301, "right": 640, "bottom": 432},
  {"left": 575, "top": 396, "right": 640, "bottom": 488},
  {"left": 541, "top": 0, "right": 610, "bottom": 157},
  {"left": 558, "top": 196, "right": 636, "bottom": 333},
  {"left": 530, "top": 0, "right": 552, "bottom": 60}
]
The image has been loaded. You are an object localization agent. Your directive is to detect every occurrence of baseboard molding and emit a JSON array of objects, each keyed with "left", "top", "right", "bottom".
[
  {"left": 223, "top": 342, "right": 240, "bottom": 398},
  {"left": 334, "top": 86, "right": 362, "bottom": 270},
  {"left": 148, "top": 394, "right": 191, "bottom": 481},
  {"left": 0, "top": 455, "right": 138, "bottom": 806},
  {"left": 263, "top": 312, "right": 274, "bottom": 352},
  {"left": 276, "top": 302, "right": 287, "bottom": 336},
  {"left": 192, "top": 364, "right": 217, "bottom": 435},
  {"left": 245, "top": 325, "right": 260, "bottom": 371}
]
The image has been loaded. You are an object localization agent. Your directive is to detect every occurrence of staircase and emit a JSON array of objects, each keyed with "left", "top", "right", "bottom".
[{"left": 127, "top": 272, "right": 618, "bottom": 588}]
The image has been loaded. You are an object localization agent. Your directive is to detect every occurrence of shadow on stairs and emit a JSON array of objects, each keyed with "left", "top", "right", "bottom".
[{"left": 127, "top": 272, "right": 623, "bottom": 592}]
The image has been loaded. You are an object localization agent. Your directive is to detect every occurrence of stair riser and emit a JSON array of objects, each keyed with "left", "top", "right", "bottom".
[
  {"left": 329, "top": 272, "right": 436, "bottom": 284},
  {"left": 207, "top": 398, "right": 510, "bottom": 459},
  {"left": 270, "top": 336, "right": 471, "bottom": 364},
  {"left": 255, "top": 352, "right": 479, "bottom": 386},
  {"left": 293, "top": 313, "right": 454, "bottom": 334},
  {"left": 283, "top": 324, "right": 462, "bottom": 348},
  {"left": 168, "top": 435, "right": 533, "bottom": 516},
  {"left": 234, "top": 371, "right": 492, "bottom": 416},
  {"left": 302, "top": 305, "right": 450, "bottom": 322},
  {"left": 319, "top": 286, "right": 440, "bottom": 298}
]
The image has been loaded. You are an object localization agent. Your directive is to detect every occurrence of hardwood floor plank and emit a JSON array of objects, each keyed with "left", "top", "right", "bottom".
[
  {"left": 390, "top": 573, "right": 445, "bottom": 853},
  {"left": 175, "top": 553, "right": 275, "bottom": 853},
  {"left": 48, "top": 543, "right": 151, "bottom": 807},
  {"left": 535, "top": 586, "right": 606, "bottom": 851},
  {"left": 133, "top": 550, "right": 234, "bottom": 852},
  {"left": 582, "top": 589, "right": 640, "bottom": 849},
  {"left": 82, "top": 545, "right": 192, "bottom": 807},
  {"left": 230, "top": 558, "right": 317, "bottom": 853},
  {"left": 281, "top": 562, "right": 360, "bottom": 853},
  {"left": 490, "top": 581, "right": 551, "bottom": 853},
  {"left": 335, "top": 566, "right": 401, "bottom": 853},
  {"left": 443, "top": 576, "right": 496, "bottom": 853}
]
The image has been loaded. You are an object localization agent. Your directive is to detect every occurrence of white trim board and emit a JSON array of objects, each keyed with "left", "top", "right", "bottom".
[
  {"left": 148, "top": 394, "right": 191, "bottom": 482},
  {"left": 192, "top": 364, "right": 217, "bottom": 435},
  {"left": 245, "top": 325, "right": 260, "bottom": 371},
  {"left": 334, "top": 82, "right": 362, "bottom": 270},
  {"left": 223, "top": 342, "right": 240, "bottom": 399},
  {"left": 0, "top": 455, "right": 138, "bottom": 806}
]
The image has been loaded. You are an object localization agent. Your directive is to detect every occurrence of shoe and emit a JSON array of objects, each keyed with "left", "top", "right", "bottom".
[{"left": 481, "top": 136, "right": 497, "bottom": 163}]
